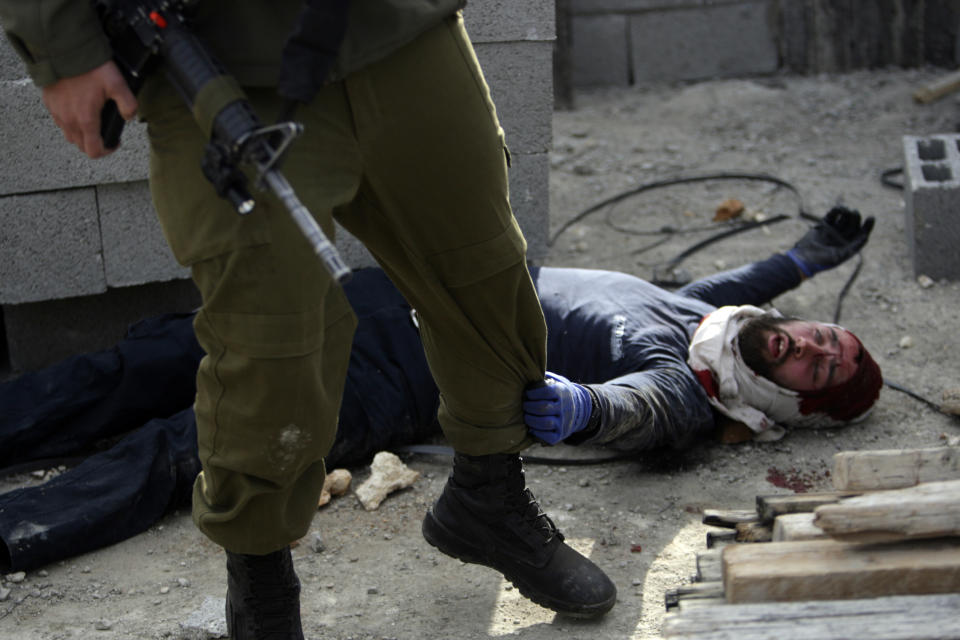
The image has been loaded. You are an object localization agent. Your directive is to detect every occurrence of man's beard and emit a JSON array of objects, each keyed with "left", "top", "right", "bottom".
[{"left": 737, "top": 314, "right": 798, "bottom": 382}]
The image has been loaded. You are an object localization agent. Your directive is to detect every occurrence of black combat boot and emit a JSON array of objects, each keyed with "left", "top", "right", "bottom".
[
  {"left": 225, "top": 547, "right": 304, "bottom": 640},
  {"left": 422, "top": 453, "right": 617, "bottom": 618}
]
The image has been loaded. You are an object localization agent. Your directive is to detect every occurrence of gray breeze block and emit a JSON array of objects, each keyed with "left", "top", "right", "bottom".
[{"left": 902, "top": 134, "right": 960, "bottom": 281}]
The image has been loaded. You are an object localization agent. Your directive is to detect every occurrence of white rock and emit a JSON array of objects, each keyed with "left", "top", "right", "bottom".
[
  {"left": 6, "top": 572, "right": 25, "bottom": 584},
  {"left": 179, "top": 595, "right": 228, "bottom": 639},
  {"left": 355, "top": 452, "right": 421, "bottom": 511},
  {"left": 899, "top": 335, "right": 914, "bottom": 349},
  {"left": 317, "top": 468, "right": 352, "bottom": 507}
]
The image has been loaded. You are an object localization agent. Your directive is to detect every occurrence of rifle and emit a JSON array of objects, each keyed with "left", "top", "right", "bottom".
[{"left": 96, "top": 0, "right": 352, "bottom": 284}]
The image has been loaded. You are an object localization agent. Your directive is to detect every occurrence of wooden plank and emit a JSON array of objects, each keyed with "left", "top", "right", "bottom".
[
  {"left": 662, "top": 593, "right": 960, "bottom": 639},
  {"left": 913, "top": 70, "right": 960, "bottom": 103},
  {"left": 705, "top": 529, "right": 737, "bottom": 549},
  {"left": 702, "top": 508, "right": 759, "bottom": 529},
  {"left": 814, "top": 479, "right": 960, "bottom": 543},
  {"left": 832, "top": 446, "right": 960, "bottom": 491},
  {"left": 735, "top": 521, "right": 772, "bottom": 543},
  {"left": 772, "top": 512, "right": 826, "bottom": 541},
  {"left": 664, "top": 581, "right": 724, "bottom": 610},
  {"left": 721, "top": 538, "right": 960, "bottom": 603},
  {"left": 695, "top": 549, "right": 723, "bottom": 582},
  {"left": 756, "top": 491, "right": 862, "bottom": 523}
]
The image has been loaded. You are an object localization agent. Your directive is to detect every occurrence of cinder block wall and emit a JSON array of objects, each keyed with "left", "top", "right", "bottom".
[
  {"left": 0, "top": 0, "right": 555, "bottom": 373},
  {"left": 565, "top": 0, "right": 959, "bottom": 88}
]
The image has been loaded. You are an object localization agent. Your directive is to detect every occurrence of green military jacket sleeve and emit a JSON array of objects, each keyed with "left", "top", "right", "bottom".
[
  {"left": 1, "top": 0, "right": 466, "bottom": 88},
  {"left": 0, "top": 0, "right": 113, "bottom": 87}
]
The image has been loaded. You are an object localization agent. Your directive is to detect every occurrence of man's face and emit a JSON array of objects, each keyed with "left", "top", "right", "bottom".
[{"left": 739, "top": 318, "right": 864, "bottom": 392}]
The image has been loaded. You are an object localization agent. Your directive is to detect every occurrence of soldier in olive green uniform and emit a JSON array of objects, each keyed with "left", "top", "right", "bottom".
[{"left": 0, "top": 1, "right": 616, "bottom": 636}]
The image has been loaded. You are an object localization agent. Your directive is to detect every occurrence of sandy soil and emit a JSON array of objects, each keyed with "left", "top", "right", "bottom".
[{"left": 2, "top": 67, "right": 959, "bottom": 640}]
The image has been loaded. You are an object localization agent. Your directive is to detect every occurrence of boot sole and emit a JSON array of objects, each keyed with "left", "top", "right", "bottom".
[{"left": 422, "top": 509, "right": 615, "bottom": 619}]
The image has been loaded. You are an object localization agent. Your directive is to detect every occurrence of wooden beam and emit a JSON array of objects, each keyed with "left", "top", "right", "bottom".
[
  {"left": 722, "top": 538, "right": 960, "bottom": 603},
  {"left": 914, "top": 70, "right": 960, "bottom": 103},
  {"left": 664, "top": 581, "right": 724, "bottom": 610},
  {"left": 735, "top": 521, "right": 772, "bottom": 543},
  {"left": 814, "top": 479, "right": 960, "bottom": 543},
  {"left": 695, "top": 549, "right": 723, "bottom": 582},
  {"left": 772, "top": 512, "right": 826, "bottom": 541},
  {"left": 832, "top": 446, "right": 960, "bottom": 491},
  {"left": 702, "top": 508, "right": 759, "bottom": 529},
  {"left": 756, "top": 491, "right": 861, "bottom": 523},
  {"left": 662, "top": 593, "right": 960, "bottom": 639}
]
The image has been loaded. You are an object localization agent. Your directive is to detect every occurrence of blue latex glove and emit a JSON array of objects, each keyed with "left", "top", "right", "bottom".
[
  {"left": 786, "top": 206, "right": 875, "bottom": 277},
  {"left": 522, "top": 372, "right": 592, "bottom": 445}
]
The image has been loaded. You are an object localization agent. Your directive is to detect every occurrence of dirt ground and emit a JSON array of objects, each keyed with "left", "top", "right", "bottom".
[{"left": 2, "top": 67, "right": 960, "bottom": 640}]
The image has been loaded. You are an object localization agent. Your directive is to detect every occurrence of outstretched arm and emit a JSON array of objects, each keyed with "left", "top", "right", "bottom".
[
  {"left": 523, "top": 338, "right": 717, "bottom": 452},
  {"left": 677, "top": 207, "right": 875, "bottom": 308}
]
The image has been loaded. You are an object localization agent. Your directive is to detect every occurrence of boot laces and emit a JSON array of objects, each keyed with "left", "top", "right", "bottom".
[
  {"left": 503, "top": 459, "right": 560, "bottom": 545},
  {"left": 517, "top": 487, "right": 561, "bottom": 545}
]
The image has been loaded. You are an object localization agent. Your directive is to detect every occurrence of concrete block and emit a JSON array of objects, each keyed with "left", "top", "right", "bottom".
[
  {"left": 332, "top": 224, "right": 378, "bottom": 271},
  {"left": 629, "top": 1, "right": 778, "bottom": 83},
  {"left": 0, "top": 188, "right": 106, "bottom": 304},
  {"left": 0, "top": 80, "right": 149, "bottom": 197},
  {"left": 4, "top": 279, "right": 201, "bottom": 373},
  {"left": 509, "top": 152, "right": 551, "bottom": 264},
  {"left": 571, "top": 14, "right": 630, "bottom": 87},
  {"left": 465, "top": 0, "right": 555, "bottom": 43},
  {"left": 571, "top": 0, "right": 748, "bottom": 13},
  {"left": 0, "top": 32, "right": 26, "bottom": 81},
  {"left": 902, "top": 135, "right": 960, "bottom": 280},
  {"left": 475, "top": 41, "right": 554, "bottom": 154},
  {"left": 98, "top": 180, "right": 190, "bottom": 287}
]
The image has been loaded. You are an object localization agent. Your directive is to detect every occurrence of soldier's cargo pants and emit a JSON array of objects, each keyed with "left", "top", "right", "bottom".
[{"left": 141, "top": 15, "right": 547, "bottom": 554}]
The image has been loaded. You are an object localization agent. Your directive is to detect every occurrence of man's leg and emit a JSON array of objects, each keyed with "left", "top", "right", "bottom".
[
  {"left": 142, "top": 78, "right": 361, "bottom": 638},
  {"left": 334, "top": 15, "right": 616, "bottom": 618}
]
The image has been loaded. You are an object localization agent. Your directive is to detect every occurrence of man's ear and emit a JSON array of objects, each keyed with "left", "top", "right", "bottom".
[{"left": 715, "top": 417, "right": 755, "bottom": 444}]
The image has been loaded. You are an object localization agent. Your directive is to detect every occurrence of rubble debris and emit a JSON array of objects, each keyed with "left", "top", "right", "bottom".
[
  {"left": 355, "top": 452, "right": 420, "bottom": 511},
  {"left": 713, "top": 198, "right": 744, "bottom": 222},
  {"left": 180, "top": 595, "right": 228, "bottom": 639},
  {"left": 942, "top": 387, "right": 960, "bottom": 415},
  {"left": 318, "top": 468, "right": 353, "bottom": 507}
]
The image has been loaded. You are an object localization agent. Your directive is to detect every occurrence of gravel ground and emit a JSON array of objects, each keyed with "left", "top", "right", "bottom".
[{"left": 2, "top": 67, "right": 959, "bottom": 640}]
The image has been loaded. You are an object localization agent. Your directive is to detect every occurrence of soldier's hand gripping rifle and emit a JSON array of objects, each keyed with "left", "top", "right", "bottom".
[{"left": 96, "top": 0, "right": 352, "bottom": 284}]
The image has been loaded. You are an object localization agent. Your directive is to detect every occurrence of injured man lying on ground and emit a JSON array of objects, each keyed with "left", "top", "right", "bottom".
[{"left": 0, "top": 207, "right": 881, "bottom": 571}]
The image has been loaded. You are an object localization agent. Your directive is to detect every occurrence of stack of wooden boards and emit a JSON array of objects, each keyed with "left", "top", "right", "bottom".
[{"left": 661, "top": 445, "right": 960, "bottom": 639}]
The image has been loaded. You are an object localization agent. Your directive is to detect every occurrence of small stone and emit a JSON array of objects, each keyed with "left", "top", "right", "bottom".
[
  {"left": 160, "top": 586, "right": 171, "bottom": 594},
  {"left": 367, "top": 587, "right": 379, "bottom": 595},
  {"left": 318, "top": 468, "right": 353, "bottom": 507},
  {"left": 94, "top": 620, "right": 113, "bottom": 631},
  {"left": 0, "top": 586, "right": 10, "bottom": 601},
  {"left": 37, "top": 570, "right": 48, "bottom": 578},
  {"left": 6, "top": 572, "right": 26, "bottom": 584},
  {"left": 180, "top": 596, "right": 228, "bottom": 639},
  {"left": 355, "top": 452, "right": 421, "bottom": 511},
  {"left": 942, "top": 388, "right": 960, "bottom": 415},
  {"left": 917, "top": 274, "right": 935, "bottom": 288},
  {"left": 177, "top": 578, "right": 190, "bottom": 588},
  {"left": 309, "top": 532, "right": 326, "bottom": 554},
  {"left": 899, "top": 335, "right": 914, "bottom": 349}
]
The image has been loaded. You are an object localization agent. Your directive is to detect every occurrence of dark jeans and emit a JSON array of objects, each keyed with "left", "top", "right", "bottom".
[{"left": 0, "top": 269, "right": 441, "bottom": 571}]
